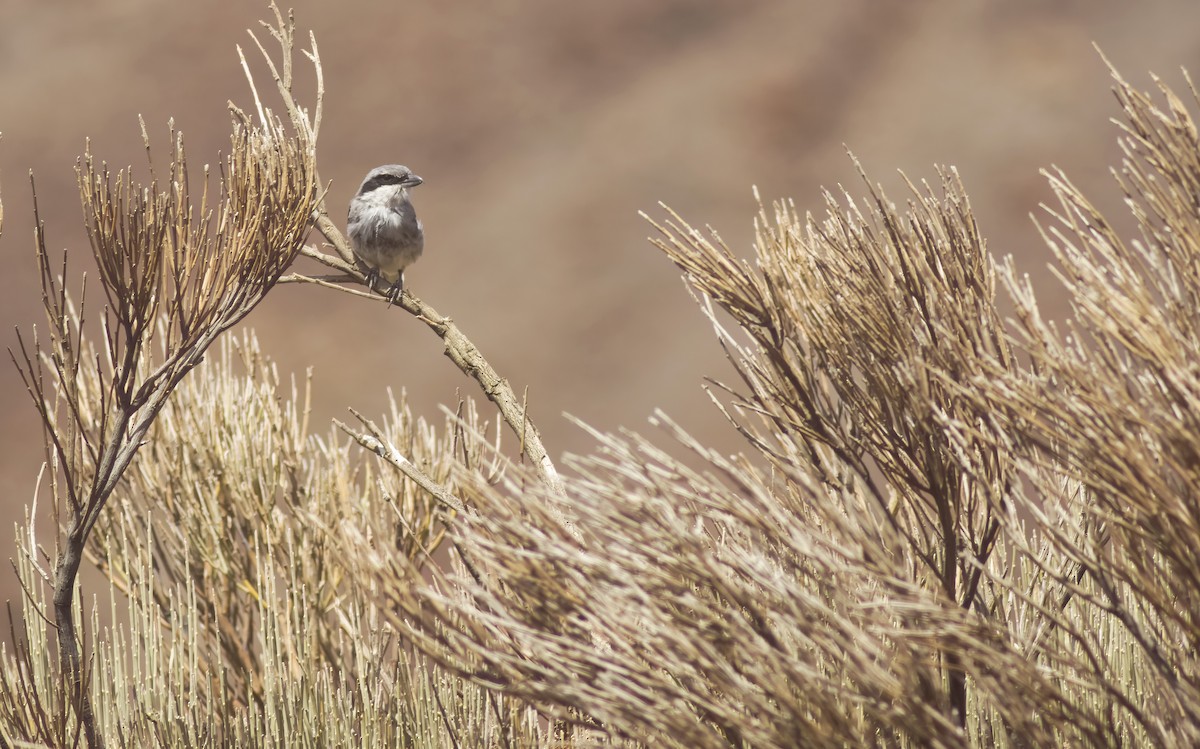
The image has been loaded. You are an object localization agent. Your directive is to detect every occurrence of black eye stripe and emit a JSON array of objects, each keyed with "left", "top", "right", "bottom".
[{"left": 361, "top": 173, "right": 408, "bottom": 194}]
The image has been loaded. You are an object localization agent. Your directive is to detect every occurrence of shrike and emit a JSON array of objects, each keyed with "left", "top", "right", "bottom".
[{"left": 347, "top": 164, "right": 424, "bottom": 303}]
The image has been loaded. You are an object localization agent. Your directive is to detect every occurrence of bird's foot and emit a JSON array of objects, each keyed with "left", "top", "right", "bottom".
[
  {"left": 362, "top": 266, "right": 382, "bottom": 292},
  {"left": 385, "top": 276, "right": 404, "bottom": 307}
]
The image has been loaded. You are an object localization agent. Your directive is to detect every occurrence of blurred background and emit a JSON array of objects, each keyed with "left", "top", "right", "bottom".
[{"left": 2, "top": 0, "right": 1200, "bottom": 601}]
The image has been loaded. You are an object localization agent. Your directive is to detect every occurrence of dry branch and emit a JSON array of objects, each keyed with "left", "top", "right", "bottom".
[{"left": 241, "top": 5, "right": 562, "bottom": 492}]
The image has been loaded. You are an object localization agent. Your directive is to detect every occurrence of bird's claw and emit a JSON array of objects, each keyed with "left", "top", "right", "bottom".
[
  {"left": 358, "top": 265, "right": 404, "bottom": 306},
  {"left": 362, "top": 267, "right": 382, "bottom": 291},
  {"left": 385, "top": 277, "right": 404, "bottom": 307}
]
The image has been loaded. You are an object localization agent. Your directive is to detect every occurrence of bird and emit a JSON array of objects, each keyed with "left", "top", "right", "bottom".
[{"left": 346, "top": 164, "right": 424, "bottom": 303}]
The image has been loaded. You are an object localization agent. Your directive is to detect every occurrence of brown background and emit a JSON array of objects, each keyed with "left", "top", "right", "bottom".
[{"left": 2, "top": 1, "right": 1199, "bottom": 602}]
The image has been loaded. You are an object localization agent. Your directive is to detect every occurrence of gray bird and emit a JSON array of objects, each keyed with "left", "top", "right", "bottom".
[{"left": 347, "top": 164, "right": 424, "bottom": 303}]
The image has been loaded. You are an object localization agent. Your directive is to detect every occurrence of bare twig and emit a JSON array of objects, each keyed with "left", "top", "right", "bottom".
[{"left": 336, "top": 409, "right": 465, "bottom": 514}]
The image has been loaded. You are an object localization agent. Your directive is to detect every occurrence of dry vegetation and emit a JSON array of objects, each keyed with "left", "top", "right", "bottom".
[{"left": 2, "top": 6, "right": 1199, "bottom": 748}]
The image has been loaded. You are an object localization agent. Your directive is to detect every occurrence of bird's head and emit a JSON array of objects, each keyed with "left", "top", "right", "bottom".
[{"left": 356, "top": 164, "right": 424, "bottom": 197}]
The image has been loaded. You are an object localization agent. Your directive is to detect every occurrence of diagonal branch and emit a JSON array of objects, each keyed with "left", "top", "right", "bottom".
[
  {"left": 243, "top": 3, "right": 561, "bottom": 492},
  {"left": 282, "top": 248, "right": 561, "bottom": 491}
]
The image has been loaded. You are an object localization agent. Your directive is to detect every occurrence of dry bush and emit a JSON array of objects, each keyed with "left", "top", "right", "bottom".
[
  {"left": 343, "top": 69, "right": 1200, "bottom": 748},
  {"left": 6, "top": 95, "right": 318, "bottom": 749},
  {"left": 947, "top": 66, "right": 1200, "bottom": 744},
  {"left": 2, "top": 328, "right": 556, "bottom": 747},
  {"left": 3, "top": 4, "right": 1200, "bottom": 747}
]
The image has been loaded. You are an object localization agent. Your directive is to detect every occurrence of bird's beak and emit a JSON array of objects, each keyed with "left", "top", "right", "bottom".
[{"left": 402, "top": 175, "right": 424, "bottom": 188}]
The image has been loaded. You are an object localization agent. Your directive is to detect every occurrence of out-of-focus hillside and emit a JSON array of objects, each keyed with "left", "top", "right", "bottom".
[{"left": 2, "top": 1, "right": 1198, "bottom": 604}]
